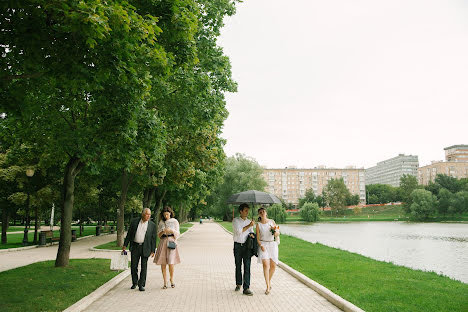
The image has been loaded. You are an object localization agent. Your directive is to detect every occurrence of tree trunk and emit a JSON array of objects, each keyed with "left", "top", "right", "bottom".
[
  {"left": 33, "top": 206, "right": 39, "bottom": 244},
  {"left": 55, "top": 156, "right": 85, "bottom": 267},
  {"left": 153, "top": 188, "right": 166, "bottom": 222},
  {"left": 117, "top": 170, "right": 132, "bottom": 247},
  {"left": 143, "top": 187, "right": 156, "bottom": 209},
  {"left": 1, "top": 208, "right": 9, "bottom": 244}
]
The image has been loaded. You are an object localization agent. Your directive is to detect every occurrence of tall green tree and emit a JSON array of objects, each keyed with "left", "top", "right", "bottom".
[
  {"left": 206, "top": 154, "right": 267, "bottom": 221},
  {"left": 399, "top": 174, "right": 420, "bottom": 213},
  {"left": 409, "top": 189, "right": 437, "bottom": 220},
  {"left": 2, "top": 1, "right": 174, "bottom": 267},
  {"left": 323, "top": 178, "right": 350, "bottom": 215}
]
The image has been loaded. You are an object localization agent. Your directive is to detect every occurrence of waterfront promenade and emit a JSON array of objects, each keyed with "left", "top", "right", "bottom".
[{"left": 84, "top": 222, "right": 340, "bottom": 312}]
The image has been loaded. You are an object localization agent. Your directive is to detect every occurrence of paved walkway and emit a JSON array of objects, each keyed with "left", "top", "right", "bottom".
[
  {"left": 0, "top": 233, "right": 117, "bottom": 272},
  {"left": 84, "top": 222, "right": 340, "bottom": 312}
]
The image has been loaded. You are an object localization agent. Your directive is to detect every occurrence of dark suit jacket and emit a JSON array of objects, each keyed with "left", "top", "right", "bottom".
[{"left": 124, "top": 217, "right": 157, "bottom": 257}]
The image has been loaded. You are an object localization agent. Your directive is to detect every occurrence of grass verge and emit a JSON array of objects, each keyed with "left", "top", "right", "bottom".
[
  {"left": 217, "top": 221, "right": 468, "bottom": 312},
  {"left": 0, "top": 226, "right": 97, "bottom": 249},
  {"left": 0, "top": 259, "right": 120, "bottom": 312},
  {"left": 94, "top": 222, "right": 194, "bottom": 250}
]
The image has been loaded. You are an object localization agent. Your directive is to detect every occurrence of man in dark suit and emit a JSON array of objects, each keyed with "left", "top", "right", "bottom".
[{"left": 123, "top": 208, "right": 157, "bottom": 291}]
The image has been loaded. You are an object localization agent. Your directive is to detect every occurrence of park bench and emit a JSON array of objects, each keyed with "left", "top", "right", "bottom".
[
  {"left": 97, "top": 225, "right": 115, "bottom": 235},
  {"left": 43, "top": 230, "right": 59, "bottom": 245}
]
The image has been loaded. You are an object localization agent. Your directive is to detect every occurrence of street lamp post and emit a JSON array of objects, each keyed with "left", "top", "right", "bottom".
[{"left": 22, "top": 168, "right": 35, "bottom": 246}]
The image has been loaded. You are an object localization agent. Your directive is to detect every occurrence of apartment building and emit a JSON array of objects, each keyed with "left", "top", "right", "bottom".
[
  {"left": 444, "top": 145, "right": 468, "bottom": 162},
  {"left": 418, "top": 145, "right": 468, "bottom": 185},
  {"left": 365, "top": 154, "right": 419, "bottom": 187},
  {"left": 262, "top": 166, "right": 366, "bottom": 206},
  {"left": 418, "top": 161, "right": 468, "bottom": 185}
]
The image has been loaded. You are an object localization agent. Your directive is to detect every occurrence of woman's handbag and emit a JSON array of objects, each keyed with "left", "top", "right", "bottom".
[{"left": 167, "top": 240, "right": 177, "bottom": 249}]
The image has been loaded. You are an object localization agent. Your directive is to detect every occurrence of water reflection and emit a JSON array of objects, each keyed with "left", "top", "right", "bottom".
[{"left": 280, "top": 222, "right": 468, "bottom": 283}]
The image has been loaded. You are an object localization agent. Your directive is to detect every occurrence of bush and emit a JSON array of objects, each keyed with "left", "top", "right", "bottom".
[
  {"left": 267, "top": 204, "right": 287, "bottom": 223},
  {"left": 410, "top": 189, "right": 437, "bottom": 220},
  {"left": 300, "top": 202, "right": 320, "bottom": 222}
]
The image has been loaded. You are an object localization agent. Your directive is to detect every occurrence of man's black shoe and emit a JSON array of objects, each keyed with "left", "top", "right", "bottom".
[
  {"left": 235, "top": 285, "right": 241, "bottom": 291},
  {"left": 131, "top": 285, "right": 137, "bottom": 289},
  {"left": 243, "top": 289, "right": 253, "bottom": 296},
  {"left": 139, "top": 286, "right": 145, "bottom": 291}
]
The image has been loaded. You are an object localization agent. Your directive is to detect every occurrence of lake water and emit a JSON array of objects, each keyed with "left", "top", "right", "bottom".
[{"left": 280, "top": 222, "right": 468, "bottom": 283}]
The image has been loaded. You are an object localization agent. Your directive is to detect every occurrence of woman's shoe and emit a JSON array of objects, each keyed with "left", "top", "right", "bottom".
[
  {"left": 162, "top": 284, "right": 167, "bottom": 289},
  {"left": 171, "top": 283, "right": 175, "bottom": 288}
]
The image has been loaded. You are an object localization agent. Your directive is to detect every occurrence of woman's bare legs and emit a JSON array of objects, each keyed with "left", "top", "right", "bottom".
[
  {"left": 269, "top": 260, "right": 276, "bottom": 289},
  {"left": 262, "top": 259, "right": 270, "bottom": 294},
  {"left": 161, "top": 264, "right": 167, "bottom": 288},
  {"left": 169, "top": 264, "right": 175, "bottom": 287}
]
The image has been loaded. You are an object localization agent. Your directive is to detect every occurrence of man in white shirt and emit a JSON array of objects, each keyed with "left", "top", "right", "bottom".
[
  {"left": 233, "top": 203, "right": 255, "bottom": 296},
  {"left": 123, "top": 208, "right": 157, "bottom": 291}
]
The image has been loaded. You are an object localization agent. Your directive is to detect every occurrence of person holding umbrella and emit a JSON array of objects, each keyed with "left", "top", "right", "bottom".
[{"left": 232, "top": 203, "right": 255, "bottom": 296}]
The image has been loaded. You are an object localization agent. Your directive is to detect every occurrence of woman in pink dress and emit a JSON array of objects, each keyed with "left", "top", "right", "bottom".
[{"left": 154, "top": 206, "right": 181, "bottom": 289}]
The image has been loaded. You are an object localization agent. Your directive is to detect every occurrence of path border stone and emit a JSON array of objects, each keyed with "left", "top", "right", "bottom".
[
  {"left": 216, "top": 222, "right": 364, "bottom": 312},
  {"left": 64, "top": 223, "right": 195, "bottom": 312}
]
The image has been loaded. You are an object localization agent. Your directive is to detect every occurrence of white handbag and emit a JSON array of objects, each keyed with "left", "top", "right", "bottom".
[{"left": 110, "top": 251, "right": 129, "bottom": 271}]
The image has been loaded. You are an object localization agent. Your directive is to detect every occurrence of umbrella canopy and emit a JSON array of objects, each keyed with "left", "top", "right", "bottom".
[
  {"left": 227, "top": 190, "right": 281, "bottom": 220},
  {"left": 227, "top": 190, "right": 281, "bottom": 205}
]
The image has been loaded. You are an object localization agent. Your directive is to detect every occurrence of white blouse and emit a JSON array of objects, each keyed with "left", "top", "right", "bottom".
[{"left": 158, "top": 218, "right": 180, "bottom": 239}]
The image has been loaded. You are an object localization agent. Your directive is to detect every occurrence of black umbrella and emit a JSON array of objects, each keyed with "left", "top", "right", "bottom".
[{"left": 227, "top": 190, "right": 281, "bottom": 219}]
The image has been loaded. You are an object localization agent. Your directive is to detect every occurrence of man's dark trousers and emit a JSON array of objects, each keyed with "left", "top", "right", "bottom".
[
  {"left": 234, "top": 242, "right": 251, "bottom": 290},
  {"left": 124, "top": 217, "right": 157, "bottom": 288},
  {"left": 131, "top": 244, "right": 148, "bottom": 287}
]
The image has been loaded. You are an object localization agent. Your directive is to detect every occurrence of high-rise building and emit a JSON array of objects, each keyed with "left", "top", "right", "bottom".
[
  {"left": 262, "top": 166, "right": 366, "bottom": 206},
  {"left": 365, "top": 154, "right": 419, "bottom": 187},
  {"left": 444, "top": 145, "right": 468, "bottom": 162}
]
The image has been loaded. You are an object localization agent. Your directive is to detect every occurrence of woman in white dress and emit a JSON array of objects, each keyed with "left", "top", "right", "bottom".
[{"left": 256, "top": 207, "right": 280, "bottom": 295}]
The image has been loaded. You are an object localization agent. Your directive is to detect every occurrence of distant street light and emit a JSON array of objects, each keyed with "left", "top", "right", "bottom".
[{"left": 23, "top": 168, "right": 35, "bottom": 246}]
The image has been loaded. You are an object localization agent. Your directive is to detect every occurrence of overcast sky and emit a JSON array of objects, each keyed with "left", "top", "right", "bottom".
[{"left": 218, "top": 0, "right": 468, "bottom": 169}]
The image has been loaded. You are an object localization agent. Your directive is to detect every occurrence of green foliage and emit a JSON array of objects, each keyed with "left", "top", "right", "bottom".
[
  {"left": 346, "top": 194, "right": 360, "bottom": 206},
  {"left": 1, "top": 0, "right": 240, "bottom": 264},
  {"left": 298, "top": 188, "right": 316, "bottom": 208},
  {"left": 449, "top": 191, "right": 468, "bottom": 215},
  {"left": 206, "top": 154, "right": 267, "bottom": 220},
  {"left": 267, "top": 204, "right": 287, "bottom": 223},
  {"left": 399, "top": 174, "right": 420, "bottom": 213},
  {"left": 323, "top": 178, "right": 350, "bottom": 214},
  {"left": 365, "top": 184, "right": 400, "bottom": 204},
  {"left": 300, "top": 202, "right": 320, "bottom": 222},
  {"left": 437, "top": 188, "right": 451, "bottom": 215},
  {"left": 410, "top": 189, "right": 437, "bottom": 220}
]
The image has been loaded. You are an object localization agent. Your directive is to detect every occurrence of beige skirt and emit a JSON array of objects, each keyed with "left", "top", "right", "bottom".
[{"left": 154, "top": 237, "right": 180, "bottom": 265}]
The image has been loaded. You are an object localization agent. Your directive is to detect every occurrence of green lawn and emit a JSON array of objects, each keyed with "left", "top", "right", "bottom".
[
  {"left": 94, "top": 222, "right": 194, "bottom": 250},
  {"left": 0, "top": 226, "right": 98, "bottom": 249},
  {"left": 217, "top": 221, "right": 468, "bottom": 312},
  {"left": 0, "top": 259, "right": 120, "bottom": 312}
]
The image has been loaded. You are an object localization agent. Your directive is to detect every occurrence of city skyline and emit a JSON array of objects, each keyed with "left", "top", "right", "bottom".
[{"left": 218, "top": 0, "right": 468, "bottom": 169}]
